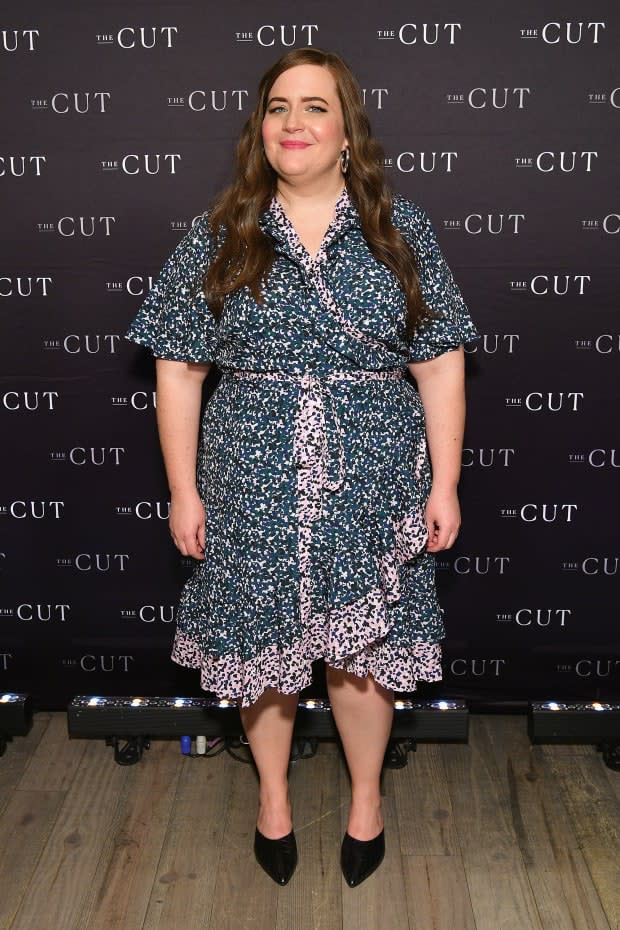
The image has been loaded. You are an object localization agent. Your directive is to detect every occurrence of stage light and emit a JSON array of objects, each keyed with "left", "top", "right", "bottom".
[
  {"left": 529, "top": 700, "right": 620, "bottom": 743},
  {"left": 296, "top": 696, "right": 467, "bottom": 740},
  {"left": 68, "top": 695, "right": 218, "bottom": 740},
  {"left": 68, "top": 694, "right": 468, "bottom": 750},
  {"left": 392, "top": 698, "right": 468, "bottom": 740},
  {"left": 0, "top": 693, "right": 33, "bottom": 756},
  {"left": 540, "top": 701, "right": 565, "bottom": 712},
  {"left": 528, "top": 701, "right": 620, "bottom": 770}
]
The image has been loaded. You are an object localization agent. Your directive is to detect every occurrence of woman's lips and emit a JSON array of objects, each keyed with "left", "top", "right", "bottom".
[{"left": 281, "top": 141, "right": 311, "bottom": 149}]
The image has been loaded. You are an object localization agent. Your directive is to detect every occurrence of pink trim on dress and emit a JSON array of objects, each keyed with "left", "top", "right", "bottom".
[{"left": 171, "top": 630, "right": 441, "bottom": 708}]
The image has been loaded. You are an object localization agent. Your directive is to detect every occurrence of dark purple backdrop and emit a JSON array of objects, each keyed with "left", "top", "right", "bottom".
[{"left": 1, "top": 2, "right": 618, "bottom": 708}]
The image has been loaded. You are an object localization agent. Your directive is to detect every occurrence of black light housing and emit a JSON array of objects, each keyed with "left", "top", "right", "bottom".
[
  {"left": 67, "top": 694, "right": 468, "bottom": 742},
  {"left": 528, "top": 700, "right": 620, "bottom": 743},
  {"left": 0, "top": 693, "right": 33, "bottom": 755}
]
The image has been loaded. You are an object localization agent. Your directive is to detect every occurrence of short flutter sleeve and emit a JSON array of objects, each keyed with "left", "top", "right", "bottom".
[
  {"left": 125, "top": 213, "right": 219, "bottom": 363},
  {"left": 393, "top": 198, "right": 479, "bottom": 362}
]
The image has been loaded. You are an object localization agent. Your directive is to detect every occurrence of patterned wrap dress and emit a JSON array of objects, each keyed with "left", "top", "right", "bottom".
[{"left": 125, "top": 190, "right": 478, "bottom": 707}]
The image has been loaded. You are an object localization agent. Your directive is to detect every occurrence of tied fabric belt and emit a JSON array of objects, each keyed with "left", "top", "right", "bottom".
[{"left": 230, "top": 369, "right": 405, "bottom": 520}]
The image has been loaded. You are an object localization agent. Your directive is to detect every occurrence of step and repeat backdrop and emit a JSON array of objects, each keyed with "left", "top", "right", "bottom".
[{"left": 1, "top": 1, "right": 618, "bottom": 708}]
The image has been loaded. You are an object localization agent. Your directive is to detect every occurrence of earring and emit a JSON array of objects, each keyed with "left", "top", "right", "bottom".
[{"left": 340, "top": 148, "right": 350, "bottom": 174}]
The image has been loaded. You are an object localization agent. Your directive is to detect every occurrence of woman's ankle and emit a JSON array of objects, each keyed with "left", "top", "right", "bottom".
[
  {"left": 346, "top": 795, "right": 383, "bottom": 840},
  {"left": 256, "top": 780, "right": 292, "bottom": 833}
]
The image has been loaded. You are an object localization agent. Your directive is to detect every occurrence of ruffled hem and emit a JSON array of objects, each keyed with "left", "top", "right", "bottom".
[
  {"left": 171, "top": 501, "right": 438, "bottom": 707},
  {"left": 330, "top": 640, "right": 442, "bottom": 690},
  {"left": 171, "top": 621, "right": 442, "bottom": 708}
]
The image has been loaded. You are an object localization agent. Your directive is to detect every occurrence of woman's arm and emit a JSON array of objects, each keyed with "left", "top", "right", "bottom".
[
  {"left": 156, "top": 358, "right": 211, "bottom": 559},
  {"left": 408, "top": 346, "right": 465, "bottom": 552}
]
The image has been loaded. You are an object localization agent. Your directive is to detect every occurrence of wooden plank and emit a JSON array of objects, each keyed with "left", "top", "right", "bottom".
[
  {"left": 543, "top": 744, "right": 620, "bottom": 930},
  {"left": 9, "top": 739, "right": 128, "bottom": 930},
  {"left": 141, "top": 747, "right": 235, "bottom": 930},
  {"left": 0, "top": 713, "right": 51, "bottom": 817},
  {"left": 2, "top": 711, "right": 616, "bottom": 929},
  {"left": 485, "top": 715, "right": 611, "bottom": 930},
  {"left": 207, "top": 752, "right": 278, "bottom": 930},
  {"left": 0, "top": 789, "right": 65, "bottom": 930},
  {"left": 442, "top": 716, "right": 544, "bottom": 930},
  {"left": 402, "top": 855, "right": 477, "bottom": 930},
  {"left": 340, "top": 761, "right": 410, "bottom": 930},
  {"left": 604, "top": 757, "right": 620, "bottom": 806},
  {"left": 275, "top": 742, "right": 343, "bottom": 930},
  {"left": 533, "top": 742, "right": 594, "bottom": 756},
  {"left": 392, "top": 743, "right": 457, "bottom": 855},
  {"left": 19, "top": 712, "right": 87, "bottom": 793},
  {"left": 79, "top": 739, "right": 184, "bottom": 930}
]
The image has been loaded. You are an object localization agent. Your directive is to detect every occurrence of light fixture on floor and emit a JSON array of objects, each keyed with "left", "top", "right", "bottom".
[
  {"left": 528, "top": 701, "right": 620, "bottom": 770},
  {"left": 67, "top": 696, "right": 221, "bottom": 764},
  {"left": 67, "top": 695, "right": 469, "bottom": 763},
  {"left": 295, "top": 697, "right": 468, "bottom": 741},
  {"left": 0, "top": 693, "right": 33, "bottom": 756}
]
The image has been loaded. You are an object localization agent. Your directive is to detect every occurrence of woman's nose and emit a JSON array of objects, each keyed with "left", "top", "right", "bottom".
[{"left": 283, "top": 106, "right": 303, "bottom": 131}]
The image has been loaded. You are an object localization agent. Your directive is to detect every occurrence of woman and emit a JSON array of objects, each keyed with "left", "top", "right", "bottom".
[{"left": 126, "top": 48, "right": 477, "bottom": 888}]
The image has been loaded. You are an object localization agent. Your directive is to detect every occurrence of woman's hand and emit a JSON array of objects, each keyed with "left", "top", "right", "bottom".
[
  {"left": 169, "top": 488, "right": 206, "bottom": 560},
  {"left": 424, "top": 485, "right": 461, "bottom": 552}
]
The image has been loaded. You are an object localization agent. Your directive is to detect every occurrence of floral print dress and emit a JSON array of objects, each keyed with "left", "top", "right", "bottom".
[{"left": 125, "top": 189, "right": 478, "bottom": 706}]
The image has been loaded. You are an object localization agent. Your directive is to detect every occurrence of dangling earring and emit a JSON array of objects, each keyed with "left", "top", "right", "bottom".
[{"left": 340, "top": 148, "right": 350, "bottom": 175}]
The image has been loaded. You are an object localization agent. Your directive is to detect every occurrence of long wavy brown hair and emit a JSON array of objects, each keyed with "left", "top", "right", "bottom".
[{"left": 204, "top": 48, "right": 430, "bottom": 337}]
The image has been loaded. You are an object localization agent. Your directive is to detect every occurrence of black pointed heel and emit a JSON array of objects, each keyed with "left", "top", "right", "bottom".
[
  {"left": 340, "top": 829, "right": 385, "bottom": 887},
  {"left": 254, "top": 827, "right": 298, "bottom": 885}
]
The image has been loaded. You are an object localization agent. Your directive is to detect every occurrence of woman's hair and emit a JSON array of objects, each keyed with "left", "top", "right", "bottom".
[{"left": 204, "top": 47, "right": 430, "bottom": 337}]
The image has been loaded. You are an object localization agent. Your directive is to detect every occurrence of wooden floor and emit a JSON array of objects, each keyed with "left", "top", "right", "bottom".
[{"left": 0, "top": 713, "right": 618, "bottom": 930}]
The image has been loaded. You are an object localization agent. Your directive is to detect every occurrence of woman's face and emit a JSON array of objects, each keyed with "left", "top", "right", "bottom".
[{"left": 261, "top": 64, "right": 348, "bottom": 187}]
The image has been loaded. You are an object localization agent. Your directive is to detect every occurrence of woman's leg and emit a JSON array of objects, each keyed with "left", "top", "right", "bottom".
[
  {"left": 239, "top": 688, "right": 299, "bottom": 839},
  {"left": 326, "top": 665, "right": 394, "bottom": 840}
]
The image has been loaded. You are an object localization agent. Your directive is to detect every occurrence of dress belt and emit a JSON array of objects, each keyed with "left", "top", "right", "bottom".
[{"left": 229, "top": 369, "right": 405, "bottom": 519}]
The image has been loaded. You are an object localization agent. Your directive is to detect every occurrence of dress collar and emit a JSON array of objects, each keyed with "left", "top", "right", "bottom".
[{"left": 259, "top": 187, "right": 359, "bottom": 263}]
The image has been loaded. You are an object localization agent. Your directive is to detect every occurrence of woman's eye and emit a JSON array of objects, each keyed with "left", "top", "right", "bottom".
[{"left": 267, "top": 104, "right": 327, "bottom": 114}]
